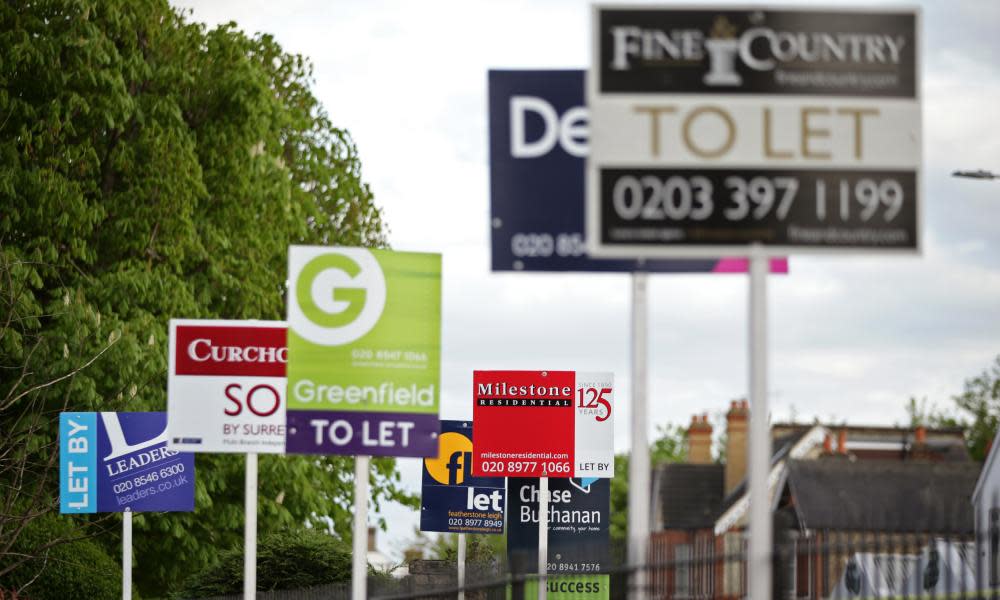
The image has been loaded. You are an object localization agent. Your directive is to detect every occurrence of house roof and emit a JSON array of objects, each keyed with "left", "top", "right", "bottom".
[
  {"left": 654, "top": 463, "right": 725, "bottom": 529},
  {"left": 656, "top": 426, "right": 819, "bottom": 530},
  {"left": 786, "top": 459, "right": 982, "bottom": 534}
]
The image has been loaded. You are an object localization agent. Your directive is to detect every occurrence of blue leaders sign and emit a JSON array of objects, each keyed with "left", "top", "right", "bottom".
[
  {"left": 420, "top": 420, "right": 505, "bottom": 534},
  {"left": 488, "top": 69, "right": 789, "bottom": 274},
  {"left": 60, "top": 412, "right": 195, "bottom": 513}
]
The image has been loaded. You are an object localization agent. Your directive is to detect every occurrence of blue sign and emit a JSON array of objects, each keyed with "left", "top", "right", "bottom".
[
  {"left": 60, "top": 412, "right": 195, "bottom": 513},
  {"left": 489, "top": 70, "right": 791, "bottom": 274},
  {"left": 420, "top": 420, "right": 505, "bottom": 534},
  {"left": 506, "top": 477, "right": 610, "bottom": 575}
]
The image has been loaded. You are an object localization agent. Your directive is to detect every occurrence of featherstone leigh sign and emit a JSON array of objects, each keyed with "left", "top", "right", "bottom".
[
  {"left": 285, "top": 246, "right": 441, "bottom": 457},
  {"left": 167, "top": 319, "right": 287, "bottom": 453},
  {"left": 587, "top": 7, "right": 921, "bottom": 256},
  {"left": 420, "top": 420, "right": 506, "bottom": 535},
  {"left": 472, "top": 371, "right": 613, "bottom": 479}
]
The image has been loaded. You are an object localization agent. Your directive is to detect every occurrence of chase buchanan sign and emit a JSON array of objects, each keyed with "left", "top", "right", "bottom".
[
  {"left": 587, "top": 7, "right": 921, "bottom": 257},
  {"left": 508, "top": 477, "right": 611, "bottom": 599},
  {"left": 285, "top": 247, "right": 442, "bottom": 457},
  {"left": 471, "top": 370, "right": 614, "bottom": 479},
  {"left": 420, "top": 420, "right": 506, "bottom": 535}
]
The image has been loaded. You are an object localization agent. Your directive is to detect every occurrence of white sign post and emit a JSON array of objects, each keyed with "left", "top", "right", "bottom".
[
  {"left": 457, "top": 533, "right": 467, "bottom": 600},
  {"left": 244, "top": 453, "right": 258, "bottom": 600},
  {"left": 352, "top": 456, "right": 370, "bottom": 600},
  {"left": 588, "top": 7, "right": 922, "bottom": 599},
  {"left": 538, "top": 475, "right": 549, "bottom": 600},
  {"left": 628, "top": 273, "right": 649, "bottom": 597},
  {"left": 167, "top": 319, "right": 288, "bottom": 600},
  {"left": 122, "top": 509, "right": 132, "bottom": 600}
]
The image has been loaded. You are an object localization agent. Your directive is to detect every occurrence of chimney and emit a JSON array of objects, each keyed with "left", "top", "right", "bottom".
[
  {"left": 837, "top": 429, "right": 847, "bottom": 455},
  {"left": 368, "top": 526, "right": 377, "bottom": 553},
  {"left": 823, "top": 434, "right": 833, "bottom": 454},
  {"left": 725, "top": 400, "right": 749, "bottom": 495},
  {"left": 688, "top": 413, "right": 713, "bottom": 464},
  {"left": 915, "top": 425, "right": 927, "bottom": 445}
]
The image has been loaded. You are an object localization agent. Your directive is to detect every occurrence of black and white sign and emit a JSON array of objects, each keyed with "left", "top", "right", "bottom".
[{"left": 587, "top": 7, "right": 922, "bottom": 256}]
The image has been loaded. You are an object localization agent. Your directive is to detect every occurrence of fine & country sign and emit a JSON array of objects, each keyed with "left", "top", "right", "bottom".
[{"left": 587, "top": 7, "right": 921, "bottom": 256}]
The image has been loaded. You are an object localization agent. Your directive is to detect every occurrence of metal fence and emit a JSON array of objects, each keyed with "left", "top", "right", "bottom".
[{"left": 185, "top": 527, "right": 1000, "bottom": 599}]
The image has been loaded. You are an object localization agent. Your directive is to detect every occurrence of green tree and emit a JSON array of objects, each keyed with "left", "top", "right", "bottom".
[
  {"left": 951, "top": 356, "right": 1000, "bottom": 460},
  {"left": 176, "top": 529, "right": 353, "bottom": 598},
  {"left": 0, "top": 1, "right": 409, "bottom": 596},
  {"left": 610, "top": 424, "right": 687, "bottom": 545}
]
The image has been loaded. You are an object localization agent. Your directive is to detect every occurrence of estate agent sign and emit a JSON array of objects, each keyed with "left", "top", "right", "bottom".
[
  {"left": 420, "top": 420, "right": 506, "bottom": 535},
  {"left": 285, "top": 246, "right": 442, "bottom": 457},
  {"left": 471, "top": 370, "right": 613, "bottom": 479},
  {"left": 508, "top": 477, "right": 611, "bottom": 599},
  {"left": 587, "top": 7, "right": 921, "bottom": 256},
  {"left": 167, "top": 319, "right": 287, "bottom": 453},
  {"left": 60, "top": 412, "right": 195, "bottom": 513}
]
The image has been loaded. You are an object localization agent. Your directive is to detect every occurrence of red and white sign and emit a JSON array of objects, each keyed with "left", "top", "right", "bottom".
[
  {"left": 471, "top": 370, "right": 613, "bottom": 478},
  {"left": 167, "top": 320, "right": 286, "bottom": 453}
]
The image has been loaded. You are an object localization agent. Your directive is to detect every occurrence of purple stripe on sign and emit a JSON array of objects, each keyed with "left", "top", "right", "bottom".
[{"left": 286, "top": 410, "right": 440, "bottom": 458}]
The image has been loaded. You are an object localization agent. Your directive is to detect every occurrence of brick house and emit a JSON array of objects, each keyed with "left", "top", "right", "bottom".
[{"left": 649, "top": 401, "right": 978, "bottom": 599}]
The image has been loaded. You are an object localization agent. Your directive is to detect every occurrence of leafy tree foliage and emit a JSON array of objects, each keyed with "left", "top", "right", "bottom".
[
  {"left": 176, "top": 529, "right": 352, "bottom": 598},
  {"left": 610, "top": 424, "right": 687, "bottom": 545},
  {"left": 952, "top": 356, "right": 1000, "bottom": 460},
  {"left": 0, "top": 513, "right": 126, "bottom": 600},
  {"left": 0, "top": 0, "right": 410, "bottom": 596},
  {"left": 902, "top": 357, "right": 1000, "bottom": 461}
]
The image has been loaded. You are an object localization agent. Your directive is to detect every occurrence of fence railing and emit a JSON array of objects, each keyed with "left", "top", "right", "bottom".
[{"left": 185, "top": 528, "right": 1000, "bottom": 599}]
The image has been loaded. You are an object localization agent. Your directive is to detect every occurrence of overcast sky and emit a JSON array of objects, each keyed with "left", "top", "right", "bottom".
[{"left": 173, "top": 0, "right": 1000, "bottom": 558}]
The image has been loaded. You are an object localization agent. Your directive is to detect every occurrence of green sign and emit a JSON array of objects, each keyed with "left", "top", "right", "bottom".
[
  {"left": 285, "top": 246, "right": 441, "bottom": 457},
  {"left": 514, "top": 576, "right": 611, "bottom": 599}
]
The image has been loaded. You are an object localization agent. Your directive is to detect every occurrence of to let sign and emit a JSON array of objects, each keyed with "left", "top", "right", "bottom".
[
  {"left": 60, "top": 412, "right": 195, "bottom": 513},
  {"left": 420, "top": 420, "right": 506, "bottom": 535},
  {"left": 167, "top": 319, "right": 287, "bottom": 453},
  {"left": 471, "top": 371, "right": 613, "bottom": 479},
  {"left": 285, "top": 247, "right": 442, "bottom": 457},
  {"left": 587, "top": 7, "right": 921, "bottom": 257}
]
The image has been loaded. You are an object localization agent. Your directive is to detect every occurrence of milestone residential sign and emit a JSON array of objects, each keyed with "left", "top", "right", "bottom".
[
  {"left": 471, "top": 371, "right": 613, "bottom": 479},
  {"left": 167, "top": 319, "right": 287, "bottom": 453},
  {"left": 285, "top": 247, "right": 442, "bottom": 457},
  {"left": 587, "top": 7, "right": 921, "bottom": 257}
]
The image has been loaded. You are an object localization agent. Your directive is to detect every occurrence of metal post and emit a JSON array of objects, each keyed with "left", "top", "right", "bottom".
[
  {"left": 748, "top": 248, "right": 772, "bottom": 600},
  {"left": 457, "top": 533, "right": 466, "bottom": 600},
  {"left": 628, "top": 272, "right": 649, "bottom": 599},
  {"left": 122, "top": 509, "right": 132, "bottom": 600},
  {"left": 244, "top": 452, "right": 258, "bottom": 600},
  {"left": 353, "top": 455, "right": 370, "bottom": 600},
  {"left": 538, "top": 475, "right": 549, "bottom": 600}
]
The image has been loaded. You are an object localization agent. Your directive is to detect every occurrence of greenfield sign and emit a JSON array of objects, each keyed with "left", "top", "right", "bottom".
[{"left": 285, "top": 246, "right": 442, "bottom": 457}]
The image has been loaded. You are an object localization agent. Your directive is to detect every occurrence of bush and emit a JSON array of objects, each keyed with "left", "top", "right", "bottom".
[
  {"left": 176, "top": 529, "right": 353, "bottom": 597},
  {"left": 0, "top": 513, "right": 124, "bottom": 600}
]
